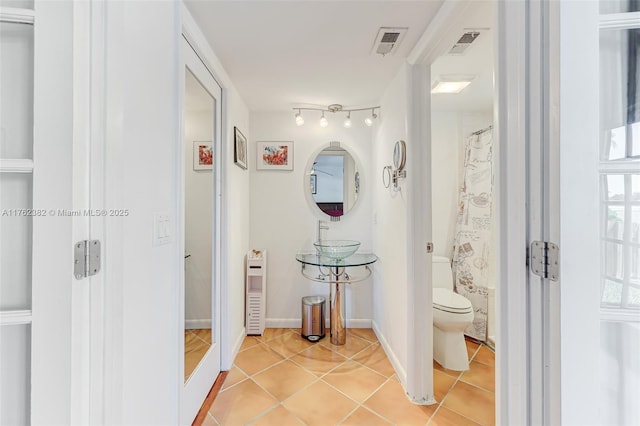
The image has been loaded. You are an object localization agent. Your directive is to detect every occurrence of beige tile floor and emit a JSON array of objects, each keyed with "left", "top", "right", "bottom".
[
  {"left": 203, "top": 328, "right": 495, "bottom": 426},
  {"left": 185, "top": 329, "right": 212, "bottom": 380}
]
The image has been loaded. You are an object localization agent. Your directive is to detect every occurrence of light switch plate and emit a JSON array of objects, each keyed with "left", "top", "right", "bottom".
[{"left": 153, "top": 213, "right": 171, "bottom": 246}]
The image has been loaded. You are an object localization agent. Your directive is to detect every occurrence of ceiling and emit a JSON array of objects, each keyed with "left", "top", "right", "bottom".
[
  {"left": 430, "top": 2, "right": 494, "bottom": 112},
  {"left": 184, "top": 1, "right": 443, "bottom": 112}
]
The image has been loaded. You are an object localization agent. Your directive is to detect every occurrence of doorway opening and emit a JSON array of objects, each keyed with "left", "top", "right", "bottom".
[{"left": 428, "top": 1, "right": 497, "bottom": 424}]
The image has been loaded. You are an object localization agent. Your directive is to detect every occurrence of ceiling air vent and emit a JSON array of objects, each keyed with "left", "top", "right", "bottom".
[
  {"left": 448, "top": 31, "right": 481, "bottom": 55},
  {"left": 371, "top": 27, "right": 408, "bottom": 57}
]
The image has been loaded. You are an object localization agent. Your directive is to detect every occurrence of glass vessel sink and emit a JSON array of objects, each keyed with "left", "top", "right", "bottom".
[{"left": 313, "top": 240, "right": 360, "bottom": 260}]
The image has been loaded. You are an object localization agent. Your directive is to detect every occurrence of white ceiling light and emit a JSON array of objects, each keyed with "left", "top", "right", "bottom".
[
  {"left": 364, "top": 109, "right": 378, "bottom": 127},
  {"left": 343, "top": 112, "right": 352, "bottom": 128},
  {"left": 293, "top": 104, "right": 380, "bottom": 128},
  {"left": 431, "top": 76, "right": 475, "bottom": 94},
  {"left": 319, "top": 111, "right": 329, "bottom": 128}
]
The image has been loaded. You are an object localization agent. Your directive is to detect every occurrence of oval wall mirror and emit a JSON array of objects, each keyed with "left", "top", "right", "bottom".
[{"left": 306, "top": 143, "right": 360, "bottom": 220}]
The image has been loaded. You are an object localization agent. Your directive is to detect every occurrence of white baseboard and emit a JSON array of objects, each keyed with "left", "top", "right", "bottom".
[
  {"left": 225, "top": 327, "right": 246, "bottom": 370},
  {"left": 372, "top": 320, "right": 407, "bottom": 387},
  {"left": 265, "top": 318, "right": 372, "bottom": 329},
  {"left": 185, "top": 319, "right": 211, "bottom": 329}
]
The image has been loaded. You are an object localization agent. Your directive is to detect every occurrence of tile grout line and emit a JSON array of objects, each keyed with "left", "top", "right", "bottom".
[
  {"left": 432, "top": 342, "right": 494, "bottom": 426},
  {"left": 242, "top": 337, "right": 388, "bottom": 424},
  {"left": 358, "top": 374, "right": 407, "bottom": 425},
  {"left": 213, "top": 330, "right": 430, "bottom": 425}
]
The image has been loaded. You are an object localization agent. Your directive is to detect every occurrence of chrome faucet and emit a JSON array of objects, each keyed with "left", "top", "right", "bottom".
[{"left": 317, "top": 220, "right": 329, "bottom": 242}]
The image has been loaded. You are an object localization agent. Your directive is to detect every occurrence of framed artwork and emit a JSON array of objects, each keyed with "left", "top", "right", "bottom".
[
  {"left": 256, "top": 141, "right": 294, "bottom": 171},
  {"left": 193, "top": 141, "right": 213, "bottom": 171},
  {"left": 310, "top": 174, "right": 317, "bottom": 194},
  {"left": 233, "top": 126, "right": 247, "bottom": 170}
]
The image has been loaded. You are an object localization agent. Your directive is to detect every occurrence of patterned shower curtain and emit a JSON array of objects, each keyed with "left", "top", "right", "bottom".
[{"left": 452, "top": 128, "right": 493, "bottom": 341}]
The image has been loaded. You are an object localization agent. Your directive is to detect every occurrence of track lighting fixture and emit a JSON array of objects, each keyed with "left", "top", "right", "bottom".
[
  {"left": 364, "top": 108, "right": 378, "bottom": 127},
  {"left": 292, "top": 104, "right": 379, "bottom": 128}
]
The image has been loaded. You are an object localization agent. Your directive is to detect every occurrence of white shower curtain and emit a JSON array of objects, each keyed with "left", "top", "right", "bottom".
[{"left": 452, "top": 127, "right": 493, "bottom": 341}]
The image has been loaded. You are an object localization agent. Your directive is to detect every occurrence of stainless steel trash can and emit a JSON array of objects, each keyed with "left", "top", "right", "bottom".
[{"left": 301, "top": 296, "right": 326, "bottom": 342}]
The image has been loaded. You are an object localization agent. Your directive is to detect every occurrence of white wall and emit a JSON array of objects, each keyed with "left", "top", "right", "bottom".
[
  {"left": 108, "top": 2, "right": 181, "bottom": 423},
  {"left": 431, "top": 111, "right": 461, "bottom": 258},
  {"left": 249, "top": 112, "right": 373, "bottom": 327},
  {"left": 223, "top": 84, "right": 251, "bottom": 361},
  {"left": 372, "top": 66, "right": 409, "bottom": 381},
  {"left": 431, "top": 111, "right": 493, "bottom": 258},
  {"left": 184, "top": 110, "right": 213, "bottom": 326}
]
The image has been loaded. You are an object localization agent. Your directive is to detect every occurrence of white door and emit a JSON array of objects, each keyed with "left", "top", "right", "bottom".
[
  {"left": 1, "top": 2, "right": 94, "bottom": 424},
  {"left": 180, "top": 36, "right": 222, "bottom": 425},
  {"left": 557, "top": 2, "right": 640, "bottom": 424}
]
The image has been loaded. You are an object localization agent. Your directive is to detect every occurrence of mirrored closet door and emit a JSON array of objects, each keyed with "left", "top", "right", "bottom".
[{"left": 180, "top": 35, "right": 222, "bottom": 424}]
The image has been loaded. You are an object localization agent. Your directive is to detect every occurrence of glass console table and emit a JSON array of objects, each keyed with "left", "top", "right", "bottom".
[{"left": 295, "top": 253, "right": 378, "bottom": 345}]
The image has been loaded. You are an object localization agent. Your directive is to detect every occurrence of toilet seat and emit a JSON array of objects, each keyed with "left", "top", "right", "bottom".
[{"left": 433, "top": 288, "right": 473, "bottom": 314}]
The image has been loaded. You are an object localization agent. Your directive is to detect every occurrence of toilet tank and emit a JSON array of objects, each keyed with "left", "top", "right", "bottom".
[{"left": 433, "top": 256, "right": 454, "bottom": 290}]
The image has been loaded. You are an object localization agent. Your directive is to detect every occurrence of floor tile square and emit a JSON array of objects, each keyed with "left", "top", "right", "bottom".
[
  {"left": 192, "top": 329, "right": 212, "bottom": 343},
  {"left": 433, "top": 369, "right": 457, "bottom": 402},
  {"left": 352, "top": 343, "right": 395, "bottom": 377},
  {"left": 429, "top": 406, "right": 481, "bottom": 426},
  {"left": 364, "top": 377, "right": 436, "bottom": 425},
  {"left": 322, "top": 361, "right": 387, "bottom": 403},
  {"left": 460, "top": 360, "right": 495, "bottom": 392},
  {"left": 472, "top": 345, "right": 495, "bottom": 367},
  {"left": 210, "top": 379, "right": 278, "bottom": 425},
  {"left": 290, "top": 344, "right": 347, "bottom": 376},
  {"left": 201, "top": 412, "right": 217, "bottom": 426},
  {"left": 348, "top": 328, "right": 378, "bottom": 342},
  {"left": 185, "top": 340, "right": 210, "bottom": 380},
  {"left": 320, "top": 334, "right": 372, "bottom": 358},
  {"left": 465, "top": 339, "right": 480, "bottom": 359},
  {"left": 442, "top": 381, "right": 495, "bottom": 426},
  {"left": 265, "top": 331, "right": 315, "bottom": 358},
  {"left": 434, "top": 359, "right": 462, "bottom": 379},
  {"left": 221, "top": 366, "right": 247, "bottom": 390},
  {"left": 257, "top": 328, "right": 292, "bottom": 343},
  {"left": 248, "top": 404, "right": 304, "bottom": 425},
  {"left": 283, "top": 381, "right": 358, "bottom": 426},
  {"left": 340, "top": 406, "right": 392, "bottom": 425},
  {"left": 252, "top": 360, "right": 317, "bottom": 401},
  {"left": 240, "top": 336, "right": 260, "bottom": 352},
  {"left": 234, "top": 343, "right": 284, "bottom": 376}
]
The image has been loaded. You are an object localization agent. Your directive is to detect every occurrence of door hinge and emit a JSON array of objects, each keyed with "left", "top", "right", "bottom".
[
  {"left": 74, "top": 240, "right": 101, "bottom": 280},
  {"left": 426, "top": 242, "right": 434, "bottom": 253},
  {"left": 530, "top": 241, "right": 559, "bottom": 281}
]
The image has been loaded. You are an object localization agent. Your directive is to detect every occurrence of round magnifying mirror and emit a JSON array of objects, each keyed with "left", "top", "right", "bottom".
[
  {"left": 393, "top": 140, "right": 406, "bottom": 171},
  {"left": 306, "top": 143, "right": 360, "bottom": 219}
]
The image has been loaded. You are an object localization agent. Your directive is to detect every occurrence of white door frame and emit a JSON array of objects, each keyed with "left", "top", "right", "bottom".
[
  {"left": 29, "top": 2, "right": 100, "bottom": 424},
  {"left": 405, "top": 1, "right": 531, "bottom": 423}
]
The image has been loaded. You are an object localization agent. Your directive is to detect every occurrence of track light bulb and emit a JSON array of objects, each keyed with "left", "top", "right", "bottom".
[
  {"left": 295, "top": 111, "right": 304, "bottom": 126},
  {"left": 364, "top": 109, "right": 378, "bottom": 127},
  {"left": 320, "top": 112, "right": 328, "bottom": 128},
  {"left": 343, "top": 112, "right": 352, "bottom": 128}
]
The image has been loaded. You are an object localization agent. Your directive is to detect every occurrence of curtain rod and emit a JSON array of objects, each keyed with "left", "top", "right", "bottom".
[{"left": 471, "top": 125, "right": 493, "bottom": 136}]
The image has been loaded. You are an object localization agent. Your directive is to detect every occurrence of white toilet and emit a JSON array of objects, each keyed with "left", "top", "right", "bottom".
[{"left": 432, "top": 256, "right": 474, "bottom": 371}]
